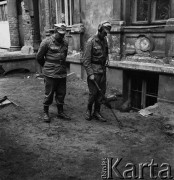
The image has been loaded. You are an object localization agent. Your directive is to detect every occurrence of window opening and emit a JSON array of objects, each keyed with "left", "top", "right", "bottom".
[
  {"left": 56, "top": 0, "right": 74, "bottom": 26},
  {"left": 137, "top": 0, "right": 148, "bottom": 21},
  {"left": 132, "top": 0, "right": 170, "bottom": 24},
  {"left": 0, "top": 1, "right": 7, "bottom": 22},
  {"left": 127, "top": 71, "right": 159, "bottom": 109},
  {"left": 152, "top": 0, "right": 170, "bottom": 21}
]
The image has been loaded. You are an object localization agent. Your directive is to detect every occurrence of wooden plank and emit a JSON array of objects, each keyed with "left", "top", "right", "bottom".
[
  {"left": 128, "top": 77, "right": 131, "bottom": 104},
  {"left": 141, "top": 80, "right": 146, "bottom": 109}
]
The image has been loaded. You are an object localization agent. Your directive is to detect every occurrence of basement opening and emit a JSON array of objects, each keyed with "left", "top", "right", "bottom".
[
  {"left": 124, "top": 70, "right": 159, "bottom": 110},
  {"left": 4, "top": 68, "right": 30, "bottom": 76}
]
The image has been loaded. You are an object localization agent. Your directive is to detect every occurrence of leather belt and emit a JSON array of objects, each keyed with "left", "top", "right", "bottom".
[{"left": 91, "top": 61, "right": 102, "bottom": 65}]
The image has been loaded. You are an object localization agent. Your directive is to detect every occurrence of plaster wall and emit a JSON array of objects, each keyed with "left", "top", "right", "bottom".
[
  {"left": 70, "top": 63, "right": 82, "bottom": 78},
  {"left": 158, "top": 74, "right": 174, "bottom": 103},
  {"left": 0, "top": 21, "right": 10, "bottom": 48},
  {"left": 81, "top": 0, "right": 113, "bottom": 43},
  {"left": 107, "top": 68, "right": 123, "bottom": 93}
]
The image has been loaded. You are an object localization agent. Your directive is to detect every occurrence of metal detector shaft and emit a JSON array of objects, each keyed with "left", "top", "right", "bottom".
[{"left": 92, "top": 79, "right": 122, "bottom": 128}]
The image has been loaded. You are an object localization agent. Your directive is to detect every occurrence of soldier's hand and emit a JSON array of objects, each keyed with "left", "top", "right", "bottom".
[{"left": 89, "top": 74, "right": 95, "bottom": 80}]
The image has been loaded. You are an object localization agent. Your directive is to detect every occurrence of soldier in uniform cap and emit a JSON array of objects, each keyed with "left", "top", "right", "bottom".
[
  {"left": 82, "top": 21, "right": 111, "bottom": 122},
  {"left": 36, "top": 23, "right": 70, "bottom": 122}
]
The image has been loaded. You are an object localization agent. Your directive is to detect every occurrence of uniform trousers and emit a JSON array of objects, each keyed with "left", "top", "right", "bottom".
[{"left": 43, "top": 76, "right": 66, "bottom": 106}]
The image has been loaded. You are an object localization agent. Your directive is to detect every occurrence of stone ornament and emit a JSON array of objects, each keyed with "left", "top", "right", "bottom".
[{"left": 135, "top": 36, "right": 151, "bottom": 53}]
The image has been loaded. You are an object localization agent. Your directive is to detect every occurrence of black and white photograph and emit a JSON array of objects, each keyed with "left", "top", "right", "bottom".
[{"left": 0, "top": 0, "right": 174, "bottom": 179}]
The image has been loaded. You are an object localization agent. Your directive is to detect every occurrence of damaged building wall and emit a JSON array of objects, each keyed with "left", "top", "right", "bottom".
[
  {"left": 5, "top": 0, "right": 174, "bottom": 108},
  {"left": 38, "top": 0, "right": 46, "bottom": 39},
  {"left": 0, "top": 0, "right": 39, "bottom": 75},
  {"left": 22, "top": 0, "right": 34, "bottom": 47},
  {"left": 38, "top": 0, "right": 57, "bottom": 39},
  {"left": 78, "top": 0, "right": 174, "bottom": 108},
  {"left": 7, "top": 0, "right": 38, "bottom": 52},
  {"left": 37, "top": 0, "right": 114, "bottom": 51},
  {"left": 80, "top": 0, "right": 113, "bottom": 43},
  {"left": 7, "top": 0, "right": 20, "bottom": 51}
]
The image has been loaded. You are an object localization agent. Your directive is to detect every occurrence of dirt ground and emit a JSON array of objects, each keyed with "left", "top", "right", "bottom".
[{"left": 0, "top": 72, "right": 174, "bottom": 180}]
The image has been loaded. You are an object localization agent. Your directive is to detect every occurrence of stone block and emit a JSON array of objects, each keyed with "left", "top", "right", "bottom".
[
  {"left": 71, "top": 24, "right": 85, "bottom": 33},
  {"left": 21, "top": 46, "right": 34, "bottom": 54}
]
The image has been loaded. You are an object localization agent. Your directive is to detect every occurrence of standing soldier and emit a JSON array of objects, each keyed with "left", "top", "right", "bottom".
[
  {"left": 36, "top": 23, "right": 70, "bottom": 122},
  {"left": 82, "top": 21, "right": 111, "bottom": 122}
]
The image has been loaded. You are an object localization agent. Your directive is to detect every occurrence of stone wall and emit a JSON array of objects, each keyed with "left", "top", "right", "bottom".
[
  {"left": 38, "top": 0, "right": 45, "bottom": 39},
  {"left": 7, "top": 0, "right": 20, "bottom": 50},
  {"left": 21, "top": 1, "right": 34, "bottom": 46},
  {"left": 8, "top": 16, "right": 20, "bottom": 47}
]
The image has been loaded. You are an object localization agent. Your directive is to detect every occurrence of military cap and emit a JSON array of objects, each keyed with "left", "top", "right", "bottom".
[
  {"left": 100, "top": 21, "right": 111, "bottom": 33},
  {"left": 54, "top": 23, "right": 67, "bottom": 34}
]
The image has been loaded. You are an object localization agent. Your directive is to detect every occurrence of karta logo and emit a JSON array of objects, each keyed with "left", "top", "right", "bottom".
[{"left": 101, "top": 158, "right": 173, "bottom": 179}]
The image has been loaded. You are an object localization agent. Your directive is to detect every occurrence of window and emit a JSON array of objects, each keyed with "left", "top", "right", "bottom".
[
  {"left": 132, "top": 0, "right": 170, "bottom": 24},
  {"left": 55, "top": 0, "right": 74, "bottom": 26},
  {"left": 125, "top": 71, "right": 159, "bottom": 109},
  {"left": 0, "top": 1, "right": 7, "bottom": 21}
]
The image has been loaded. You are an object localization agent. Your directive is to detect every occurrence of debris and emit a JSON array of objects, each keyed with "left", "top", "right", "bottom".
[
  {"left": 144, "top": 103, "right": 158, "bottom": 111},
  {"left": 67, "top": 72, "right": 76, "bottom": 77},
  {"left": 138, "top": 104, "right": 158, "bottom": 117},
  {"left": 21, "top": 45, "right": 34, "bottom": 54},
  {"left": 0, "top": 96, "right": 8, "bottom": 103},
  {"left": 120, "top": 99, "right": 131, "bottom": 112},
  {"left": 139, "top": 109, "right": 153, "bottom": 117},
  {"left": 0, "top": 98, "right": 11, "bottom": 106},
  {"left": 106, "top": 94, "right": 117, "bottom": 102},
  {"left": 0, "top": 96, "right": 19, "bottom": 107},
  {"left": 162, "top": 119, "right": 174, "bottom": 136},
  {"left": 35, "top": 73, "right": 44, "bottom": 79},
  {"left": 67, "top": 72, "right": 79, "bottom": 81}
]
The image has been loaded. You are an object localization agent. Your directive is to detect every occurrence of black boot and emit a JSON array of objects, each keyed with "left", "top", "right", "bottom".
[
  {"left": 93, "top": 104, "right": 106, "bottom": 122},
  {"left": 85, "top": 105, "right": 92, "bottom": 121},
  {"left": 43, "top": 106, "right": 50, "bottom": 123},
  {"left": 93, "top": 111, "right": 106, "bottom": 122},
  {"left": 57, "top": 105, "right": 71, "bottom": 120}
]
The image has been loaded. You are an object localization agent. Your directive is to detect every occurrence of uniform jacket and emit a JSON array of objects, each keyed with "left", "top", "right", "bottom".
[
  {"left": 82, "top": 34, "right": 109, "bottom": 77},
  {"left": 36, "top": 35, "right": 68, "bottom": 78}
]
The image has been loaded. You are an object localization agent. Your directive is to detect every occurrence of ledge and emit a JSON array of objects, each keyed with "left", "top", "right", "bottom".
[
  {"left": 109, "top": 60, "right": 174, "bottom": 75},
  {"left": 123, "top": 25, "right": 166, "bottom": 33},
  {"left": 0, "top": 52, "right": 38, "bottom": 73},
  {"left": 0, "top": 53, "right": 36, "bottom": 62},
  {"left": 66, "top": 53, "right": 82, "bottom": 64}
]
